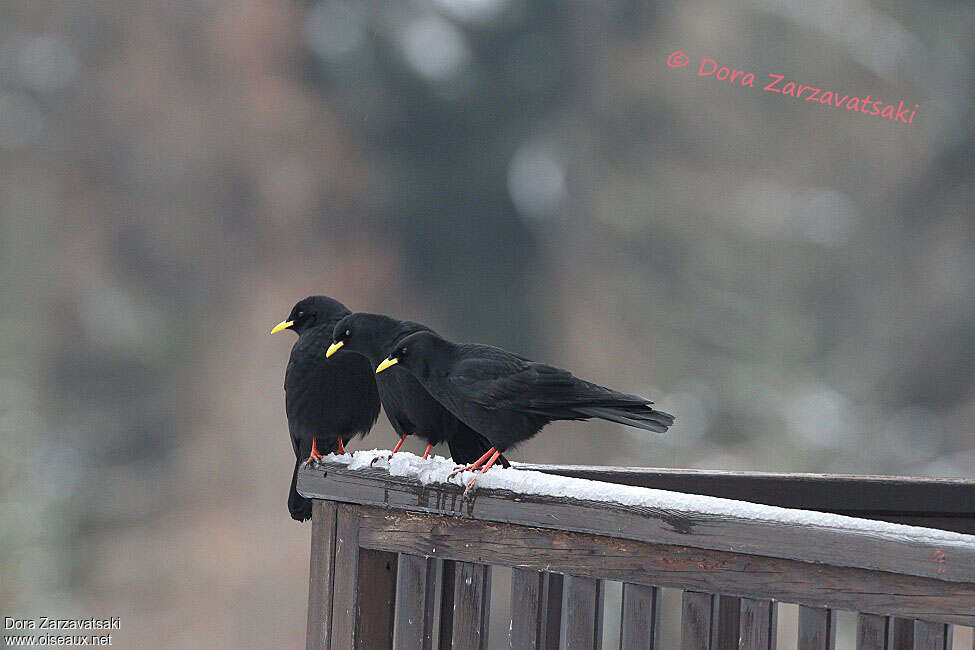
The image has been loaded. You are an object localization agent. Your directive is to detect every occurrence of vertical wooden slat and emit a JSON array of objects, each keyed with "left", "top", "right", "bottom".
[
  {"left": 716, "top": 595, "right": 741, "bottom": 650},
  {"left": 451, "top": 562, "right": 491, "bottom": 650},
  {"left": 355, "top": 549, "right": 397, "bottom": 649},
  {"left": 857, "top": 614, "right": 890, "bottom": 650},
  {"left": 740, "top": 598, "right": 777, "bottom": 650},
  {"left": 559, "top": 576, "right": 602, "bottom": 650},
  {"left": 798, "top": 606, "right": 836, "bottom": 650},
  {"left": 330, "top": 505, "right": 361, "bottom": 650},
  {"left": 913, "top": 621, "right": 952, "bottom": 650},
  {"left": 438, "top": 561, "right": 456, "bottom": 650},
  {"left": 891, "top": 619, "right": 914, "bottom": 650},
  {"left": 682, "top": 592, "right": 716, "bottom": 650},
  {"left": 393, "top": 554, "right": 436, "bottom": 650},
  {"left": 541, "top": 573, "right": 564, "bottom": 650},
  {"left": 510, "top": 569, "right": 545, "bottom": 649},
  {"left": 307, "top": 501, "right": 338, "bottom": 650},
  {"left": 620, "top": 583, "right": 658, "bottom": 650}
]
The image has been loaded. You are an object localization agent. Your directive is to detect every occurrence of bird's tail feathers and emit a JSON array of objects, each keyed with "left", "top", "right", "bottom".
[
  {"left": 575, "top": 405, "right": 674, "bottom": 433},
  {"left": 288, "top": 460, "right": 312, "bottom": 521}
]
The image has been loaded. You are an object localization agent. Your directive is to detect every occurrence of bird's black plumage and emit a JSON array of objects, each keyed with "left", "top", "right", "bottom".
[
  {"left": 330, "top": 313, "right": 509, "bottom": 467},
  {"left": 381, "top": 331, "right": 674, "bottom": 454},
  {"left": 275, "top": 297, "right": 381, "bottom": 521}
]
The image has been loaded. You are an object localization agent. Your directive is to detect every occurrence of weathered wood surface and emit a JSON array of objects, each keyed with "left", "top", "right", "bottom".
[
  {"left": 329, "top": 505, "right": 361, "bottom": 649},
  {"left": 560, "top": 576, "right": 602, "bottom": 650},
  {"left": 797, "top": 606, "right": 835, "bottom": 650},
  {"left": 913, "top": 621, "right": 952, "bottom": 650},
  {"left": 681, "top": 591, "right": 716, "bottom": 650},
  {"left": 307, "top": 501, "right": 338, "bottom": 650},
  {"left": 739, "top": 598, "right": 776, "bottom": 650},
  {"left": 716, "top": 595, "right": 741, "bottom": 650},
  {"left": 342, "top": 504, "right": 975, "bottom": 625},
  {"left": 392, "top": 554, "right": 436, "bottom": 650},
  {"left": 355, "top": 549, "right": 397, "bottom": 649},
  {"left": 510, "top": 569, "right": 544, "bottom": 650},
  {"left": 856, "top": 613, "right": 890, "bottom": 650},
  {"left": 619, "top": 583, "right": 657, "bottom": 649},
  {"left": 437, "top": 561, "right": 455, "bottom": 650},
  {"left": 298, "top": 461, "right": 975, "bottom": 584},
  {"left": 509, "top": 570, "right": 562, "bottom": 650},
  {"left": 450, "top": 562, "right": 490, "bottom": 650}
]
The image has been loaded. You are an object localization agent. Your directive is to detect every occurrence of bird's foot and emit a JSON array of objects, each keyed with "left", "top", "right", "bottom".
[
  {"left": 333, "top": 438, "right": 347, "bottom": 455},
  {"left": 460, "top": 449, "right": 502, "bottom": 495},
  {"left": 304, "top": 438, "right": 327, "bottom": 465},
  {"left": 422, "top": 443, "right": 432, "bottom": 460},
  {"left": 449, "top": 447, "right": 496, "bottom": 477}
]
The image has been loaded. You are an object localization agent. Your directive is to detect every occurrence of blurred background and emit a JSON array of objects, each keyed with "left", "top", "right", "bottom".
[{"left": 1, "top": 0, "right": 973, "bottom": 647}]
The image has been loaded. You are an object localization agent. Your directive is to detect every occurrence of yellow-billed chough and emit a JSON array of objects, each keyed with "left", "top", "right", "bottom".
[
  {"left": 271, "top": 296, "right": 380, "bottom": 521},
  {"left": 326, "top": 313, "right": 509, "bottom": 467},
  {"left": 376, "top": 330, "right": 673, "bottom": 492}
]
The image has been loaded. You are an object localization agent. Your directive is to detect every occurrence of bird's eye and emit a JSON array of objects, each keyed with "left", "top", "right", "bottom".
[
  {"left": 345, "top": 329, "right": 351, "bottom": 337},
  {"left": 297, "top": 311, "right": 304, "bottom": 318}
]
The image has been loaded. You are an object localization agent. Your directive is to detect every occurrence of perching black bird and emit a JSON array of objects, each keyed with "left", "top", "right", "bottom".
[
  {"left": 376, "top": 330, "right": 673, "bottom": 492},
  {"left": 271, "top": 296, "right": 381, "bottom": 521},
  {"left": 326, "top": 313, "right": 509, "bottom": 467}
]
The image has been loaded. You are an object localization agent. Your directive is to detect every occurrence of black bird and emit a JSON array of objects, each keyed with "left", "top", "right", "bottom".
[
  {"left": 271, "top": 296, "right": 381, "bottom": 521},
  {"left": 326, "top": 313, "right": 509, "bottom": 468},
  {"left": 375, "top": 330, "right": 673, "bottom": 492}
]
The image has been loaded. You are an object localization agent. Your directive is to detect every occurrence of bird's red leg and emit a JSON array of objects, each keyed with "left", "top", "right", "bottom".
[
  {"left": 334, "top": 438, "right": 347, "bottom": 455},
  {"left": 464, "top": 449, "right": 502, "bottom": 493},
  {"left": 390, "top": 435, "right": 407, "bottom": 456},
  {"left": 305, "top": 437, "right": 326, "bottom": 464},
  {"left": 449, "top": 447, "right": 496, "bottom": 476},
  {"left": 422, "top": 443, "right": 433, "bottom": 460}
]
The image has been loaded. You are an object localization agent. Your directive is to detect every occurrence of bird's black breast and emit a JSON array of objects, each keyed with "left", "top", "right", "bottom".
[{"left": 285, "top": 325, "right": 380, "bottom": 456}]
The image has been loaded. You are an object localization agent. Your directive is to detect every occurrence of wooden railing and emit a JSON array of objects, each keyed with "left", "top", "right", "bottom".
[{"left": 297, "top": 459, "right": 975, "bottom": 650}]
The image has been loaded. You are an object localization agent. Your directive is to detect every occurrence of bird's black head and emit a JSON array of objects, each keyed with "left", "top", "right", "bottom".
[
  {"left": 375, "top": 330, "right": 448, "bottom": 378},
  {"left": 270, "top": 296, "right": 351, "bottom": 336},
  {"left": 327, "top": 313, "right": 431, "bottom": 366}
]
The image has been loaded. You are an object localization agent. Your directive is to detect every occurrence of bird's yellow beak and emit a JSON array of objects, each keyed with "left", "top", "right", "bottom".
[
  {"left": 325, "top": 341, "right": 344, "bottom": 358},
  {"left": 375, "top": 357, "right": 399, "bottom": 374},
  {"left": 270, "top": 320, "right": 293, "bottom": 334}
]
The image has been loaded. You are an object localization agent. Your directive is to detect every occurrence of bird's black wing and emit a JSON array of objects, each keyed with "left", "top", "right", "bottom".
[{"left": 449, "top": 345, "right": 673, "bottom": 433}]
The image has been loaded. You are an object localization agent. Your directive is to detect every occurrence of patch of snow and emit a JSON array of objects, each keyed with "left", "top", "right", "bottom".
[{"left": 325, "top": 450, "right": 975, "bottom": 547}]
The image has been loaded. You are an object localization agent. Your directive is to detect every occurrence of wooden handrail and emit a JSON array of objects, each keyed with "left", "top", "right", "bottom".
[
  {"left": 297, "top": 458, "right": 975, "bottom": 584},
  {"left": 299, "top": 454, "right": 975, "bottom": 649}
]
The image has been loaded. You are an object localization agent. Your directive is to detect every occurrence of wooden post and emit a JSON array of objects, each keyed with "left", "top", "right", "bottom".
[
  {"left": 798, "top": 606, "right": 836, "bottom": 650},
  {"left": 392, "top": 554, "right": 437, "bottom": 650},
  {"left": 620, "top": 583, "right": 658, "bottom": 649},
  {"left": 857, "top": 614, "right": 890, "bottom": 650},
  {"left": 739, "top": 598, "right": 777, "bottom": 650},
  {"left": 307, "top": 501, "right": 338, "bottom": 650},
  {"left": 682, "top": 592, "right": 716, "bottom": 650},
  {"left": 560, "top": 576, "right": 602, "bottom": 650},
  {"left": 450, "top": 562, "right": 491, "bottom": 650}
]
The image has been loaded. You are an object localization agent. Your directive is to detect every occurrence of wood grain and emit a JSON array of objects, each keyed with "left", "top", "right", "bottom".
[
  {"left": 347, "top": 505, "right": 975, "bottom": 625},
  {"left": 560, "top": 576, "right": 602, "bottom": 650},
  {"left": 797, "top": 606, "right": 835, "bottom": 650},
  {"left": 450, "top": 562, "right": 490, "bottom": 650},
  {"left": 620, "top": 583, "right": 658, "bottom": 649},
  {"left": 307, "top": 501, "right": 338, "bottom": 650},
  {"left": 298, "top": 462, "right": 975, "bottom": 583},
  {"left": 682, "top": 591, "right": 716, "bottom": 650},
  {"left": 392, "top": 554, "right": 436, "bottom": 650}
]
